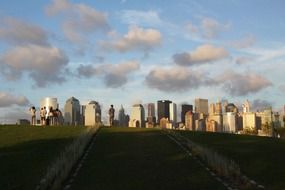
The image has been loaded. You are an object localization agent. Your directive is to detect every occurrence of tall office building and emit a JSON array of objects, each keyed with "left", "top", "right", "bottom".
[
  {"left": 195, "top": 98, "right": 208, "bottom": 114},
  {"left": 243, "top": 112, "right": 256, "bottom": 130},
  {"left": 64, "top": 97, "right": 81, "bottom": 125},
  {"left": 118, "top": 105, "right": 128, "bottom": 127},
  {"left": 129, "top": 104, "right": 145, "bottom": 128},
  {"left": 157, "top": 100, "right": 172, "bottom": 123},
  {"left": 147, "top": 103, "right": 155, "bottom": 117},
  {"left": 223, "top": 112, "right": 237, "bottom": 133},
  {"left": 147, "top": 103, "right": 156, "bottom": 127},
  {"left": 169, "top": 102, "right": 177, "bottom": 127},
  {"left": 181, "top": 104, "right": 193, "bottom": 124},
  {"left": 84, "top": 101, "right": 101, "bottom": 126}
]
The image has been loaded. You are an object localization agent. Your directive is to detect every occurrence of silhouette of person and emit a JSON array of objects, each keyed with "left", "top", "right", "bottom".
[
  {"left": 30, "top": 106, "right": 36, "bottom": 126},
  {"left": 109, "top": 105, "right": 115, "bottom": 127}
]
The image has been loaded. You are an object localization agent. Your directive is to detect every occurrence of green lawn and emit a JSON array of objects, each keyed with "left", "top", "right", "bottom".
[
  {"left": 70, "top": 127, "right": 226, "bottom": 190},
  {"left": 178, "top": 131, "right": 285, "bottom": 190},
  {"left": 0, "top": 125, "right": 86, "bottom": 190}
]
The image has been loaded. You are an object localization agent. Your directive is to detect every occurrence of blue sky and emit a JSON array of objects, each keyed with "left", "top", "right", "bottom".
[{"left": 1, "top": 0, "right": 285, "bottom": 123}]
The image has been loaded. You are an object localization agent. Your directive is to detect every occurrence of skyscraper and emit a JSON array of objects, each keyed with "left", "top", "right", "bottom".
[
  {"left": 84, "top": 101, "right": 101, "bottom": 126},
  {"left": 181, "top": 104, "right": 193, "bottom": 124},
  {"left": 64, "top": 97, "right": 81, "bottom": 125},
  {"left": 129, "top": 104, "right": 145, "bottom": 128},
  {"left": 118, "top": 105, "right": 128, "bottom": 127},
  {"left": 147, "top": 103, "right": 155, "bottom": 117},
  {"left": 147, "top": 103, "right": 156, "bottom": 127},
  {"left": 157, "top": 100, "right": 172, "bottom": 123},
  {"left": 169, "top": 102, "right": 177, "bottom": 127},
  {"left": 195, "top": 98, "right": 208, "bottom": 114}
]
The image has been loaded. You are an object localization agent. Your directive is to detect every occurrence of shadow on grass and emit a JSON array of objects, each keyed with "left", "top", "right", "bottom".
[
  {"left": 0, "top": 137, "right": 75, "bottom": 190},
  {"left": 70, "top": 127, "right": 226, "bottom": 190},
  {"left": 179, "top": 131, "right": 285, "bottom": 190}
]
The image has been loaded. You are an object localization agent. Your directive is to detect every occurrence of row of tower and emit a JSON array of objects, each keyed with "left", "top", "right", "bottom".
[{"left": 40, "top": 97, "right": 101, "bottom": 126}]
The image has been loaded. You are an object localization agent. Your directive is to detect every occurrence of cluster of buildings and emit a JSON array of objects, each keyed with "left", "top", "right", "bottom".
[
  {"left": 20, "top": 97, "right": 102, "bottom": 126},
  {"left": 127, "top": 99, "right": 284, "bottom": 137},
  {"left": 21, "top": 96, "right": 285, "bottom": 137}
]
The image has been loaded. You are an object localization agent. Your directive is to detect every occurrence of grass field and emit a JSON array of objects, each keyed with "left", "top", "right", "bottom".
[
  {"left": 70, "top": 127, "right": 226, "bottom": 190},
  {"left": 178, "top": 131, "right": 285, "bottom": 190},
  {"left": 0, "top": 125, "right": 86, "bottom": 190}
]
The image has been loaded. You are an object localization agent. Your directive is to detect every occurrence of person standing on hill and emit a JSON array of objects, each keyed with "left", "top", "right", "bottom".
[
  {"left": 30, "top": 106, "right": 36, "bottom": 126},
  {"left": 109, "top": 105, "right": 115, "bottom": 127}
]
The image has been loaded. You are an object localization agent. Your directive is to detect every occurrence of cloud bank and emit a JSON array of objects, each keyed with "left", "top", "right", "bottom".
[
  {"left": 173, "top": 44, "right": 229, "bottom": 66},
  {"left": 0, "top": 45, "right": 68, "bottom": 87},
  {"left": 0, "top": 92, "right": 29, "bottom": 107},
  {"left": 77, "top": 60, "right": 140, "bottom": 88},
  {"left": 46, "top": 0, "right": 109, "bottom": 45},
  {"left": 101, "top": 26, "right": 161, "bottom": 53}
]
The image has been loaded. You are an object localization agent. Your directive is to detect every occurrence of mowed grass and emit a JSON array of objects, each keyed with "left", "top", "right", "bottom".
[
  {"left": 0, "top": 125, "right": 86, "bottom": 190},
  {"left": 178, "top": 131, "right": 285, "bottom": 190},
  {"left": 70, "top": 127, "right": 226, "bottom": 190}
]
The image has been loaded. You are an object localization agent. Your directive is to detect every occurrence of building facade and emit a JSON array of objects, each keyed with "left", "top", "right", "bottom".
[
  {"left": 84, "top": 101, "right": 101, "bottom": 126},
  {"left": 181, "top": 104, "right": 193, "bottom": 124},
  {"left": 118, "top": 105, "right": 128, "bottom": 127},
  {"left": 64, "top": 97, "right": 81, "bottom": 125},
  {"left": 195, "top": 98, "right": 208, "bottom": 114},
  {"left": 129, "top": 104, "right": 145, "bottom": 128},
  {"left": 169, "top": 102, "right": 177, "bottom": 128},
  {"left": 157, "top": 100, "right": 172, "bottom": 123}
]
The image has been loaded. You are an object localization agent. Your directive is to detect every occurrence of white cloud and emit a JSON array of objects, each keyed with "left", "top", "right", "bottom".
[
  {"left": 0, "top": 45, "right": 68, "bottom": 87},
  {"left": 0, "top": 92, "right": 29, "bottom": 107},
  {"left": 173, "top": 44, "right": 229, "bottom": 66},
  {"left": 46, "top": 0, "right": 109, "bottom": 45},
  {"left": 77, "top": 60, "right": 140, "bottom": 88},
  {"left": 101, "top": 26, "right": 162, "bottom": 53},
  {"left": 0, "top": 17, "right": 49, "bottom": 46}
]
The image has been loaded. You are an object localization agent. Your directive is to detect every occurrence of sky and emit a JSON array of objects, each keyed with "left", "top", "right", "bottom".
[{"left": 1, "top": 0, "right": 285, "bottom": 123}]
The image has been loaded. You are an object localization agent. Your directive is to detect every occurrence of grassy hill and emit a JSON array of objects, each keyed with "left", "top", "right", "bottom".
[
  {"left": 0, "top": 125, "right": 86, "bottom": 190},
  {"left": 178, "top": 130, "right": 285, "bottom": 190},
  {"left": 70, "top": 127, "right": 226, "bottom": 190},
  {"left": 2, "top": 126, "right": 284, "bottom": 190}
]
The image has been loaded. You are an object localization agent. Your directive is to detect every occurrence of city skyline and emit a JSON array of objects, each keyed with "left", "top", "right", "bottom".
[{"left": 1, "top": 0, "right": 285, "bottom": 123}]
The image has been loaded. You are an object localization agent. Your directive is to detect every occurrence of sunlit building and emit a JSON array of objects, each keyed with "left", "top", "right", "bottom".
[
  {"left": 207, "top": 101, "right": 223, "bottom": 132},
  {"left": 169, "top": 102, "right": 177, "bottom": 128},
  {"left": 129, "top": 104, "right": 145, "bottom": 128},
  {"left": 181, "top": 104, "right": 193, "bottom": 124},
  {"left": 242, "top": 100, "right": 256, "bottom": 130},
  {"left": 223, "top": 112, "right": 237, "bottom": 133},
  {"left": 84, "top": 101, "right": 101, "bottom": 126},
  {"left": 195, "top": 98, "right": 208, "bottom": 114},
  {"left": 185, "top": 111, "right": 195, "bottom": 130}
]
